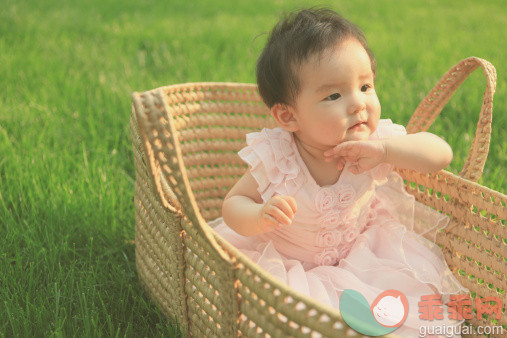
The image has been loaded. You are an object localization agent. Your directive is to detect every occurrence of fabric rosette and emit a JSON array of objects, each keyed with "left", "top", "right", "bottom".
[
  {"left": 337, "top": 242, "right": 353, "bottom": 259},
  {"left": 317, "top": 210, "right": 345, "bottom": 230},
  {"left": 334, "top": 184, "right": 355, "bottom": 210},
  {"left": 315, "top": 229, "right": 342, "bottom": 247},
  {"left": 315, "top": 187, "right": 339, "bottom": 212},
  {"left": 314, "top": 248, "right": 340, "bottom": 266},
  {"left": 314, "top": 184, "right": 356, "bottom": 213},
  {"left": 342, "top": 223, "right": 361, "bottom": 243}
]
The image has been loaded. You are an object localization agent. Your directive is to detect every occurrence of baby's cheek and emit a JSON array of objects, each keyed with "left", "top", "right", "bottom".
[
  {"left": 368, "top": 118, "right": 380, "bottom": 136},
  {"left": 368, "top": 97, "right": 381, "bottom": 119},
  {"left": 320, "top": 124, "right": 346, "bottom": 143},
  {"left": 371, "top": 93, "right": 381, "bottom": 111},
  {"left": 328, "top": 119, "right": 348, "bottom": 133}
]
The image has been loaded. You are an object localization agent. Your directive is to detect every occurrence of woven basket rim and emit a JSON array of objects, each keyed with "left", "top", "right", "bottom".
[{"left": 133, "top": 81, "right": 259, "bottom": 96}]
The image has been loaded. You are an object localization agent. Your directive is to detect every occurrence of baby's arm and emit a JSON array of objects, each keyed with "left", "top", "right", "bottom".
[
  {"left": 324, "top": 132, "right": 453, "bottom": 174},
  {"left": 222, "top": 171, "right": 297, "bottom": 237},
  {"left": 383, "top": 132, "right": 453, "bottom": 173}
]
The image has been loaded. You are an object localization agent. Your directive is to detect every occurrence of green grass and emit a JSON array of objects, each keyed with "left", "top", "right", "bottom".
[{"left": 0, "top": 0, "right": 505, "bottom": 336}]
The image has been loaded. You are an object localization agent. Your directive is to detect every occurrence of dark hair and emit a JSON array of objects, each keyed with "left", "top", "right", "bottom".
[{"left": 256, "top": 8, "right": 376, "bottom": 108}]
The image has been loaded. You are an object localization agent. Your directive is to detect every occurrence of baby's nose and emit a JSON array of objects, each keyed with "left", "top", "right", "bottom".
[
  {"left": 347, "top": 92, "right": 367, "bottom": 114},
  {"left": 349, "top": 101, "right": 366, "bottom": 114}
]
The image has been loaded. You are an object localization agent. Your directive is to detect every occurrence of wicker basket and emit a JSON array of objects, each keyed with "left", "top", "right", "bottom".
[{"left": 130, "top": 57, "right": 505, "bottom": 337}]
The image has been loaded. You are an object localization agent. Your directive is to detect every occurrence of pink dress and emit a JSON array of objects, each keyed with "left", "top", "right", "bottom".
[{"left": 211, "top": 119, "right": 468, "bottom": 336}]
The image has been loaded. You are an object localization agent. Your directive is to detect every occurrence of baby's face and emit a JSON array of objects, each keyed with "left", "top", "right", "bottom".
[{"left": 290, "top": 38, "right": 381, "bottom": 149}]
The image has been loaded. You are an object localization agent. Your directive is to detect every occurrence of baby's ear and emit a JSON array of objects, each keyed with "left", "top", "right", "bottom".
[{"left": 270, "top": 103, "right": 299, "bottom": 132}]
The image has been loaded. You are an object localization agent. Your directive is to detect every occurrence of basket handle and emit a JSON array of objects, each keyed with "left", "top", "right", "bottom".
[{"left": 406, "top": 57, "right": 496, "bottom": 182}]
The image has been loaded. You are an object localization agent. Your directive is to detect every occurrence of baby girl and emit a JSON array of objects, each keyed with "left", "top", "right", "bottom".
[{"left": 212, "top": 8, "right": 469, "bottom": 336}]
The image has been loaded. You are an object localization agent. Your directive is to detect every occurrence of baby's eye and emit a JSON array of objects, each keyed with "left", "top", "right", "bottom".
[
  {"left": 361, "top": 84, "right": 372, "bottom": 92},
  {"left": 324, "top": 93, "right": 341, "bottom": 101}
]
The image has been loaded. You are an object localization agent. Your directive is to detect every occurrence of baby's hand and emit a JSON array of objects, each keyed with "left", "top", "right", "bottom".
[
  {"left": 257, "top": 195, "right": 297, "bottom": 232},
  {"left": 323, "top": 140, "right": 386, "bottom": 175}
]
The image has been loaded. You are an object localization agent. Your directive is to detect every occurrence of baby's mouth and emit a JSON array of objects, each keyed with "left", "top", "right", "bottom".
[{"left": 349, "top": 121, "right": 367, "bottom": 129}]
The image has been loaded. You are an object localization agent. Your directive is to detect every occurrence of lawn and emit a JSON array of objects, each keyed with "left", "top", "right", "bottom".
[{"left": 0, "top": 0, "right": 505, "bottom": 336}]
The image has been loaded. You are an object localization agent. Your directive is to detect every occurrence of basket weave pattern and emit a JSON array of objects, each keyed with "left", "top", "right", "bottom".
[{"left": 131, "top": 57, "right": 506, "bottom": 337}]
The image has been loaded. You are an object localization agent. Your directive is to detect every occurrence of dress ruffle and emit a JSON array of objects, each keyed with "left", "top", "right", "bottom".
[{"left": 238, "top": 127, "right": 306, "bottom": 203}]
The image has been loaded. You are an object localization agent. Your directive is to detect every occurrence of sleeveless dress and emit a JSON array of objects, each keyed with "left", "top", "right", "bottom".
[{"left": 210, "top": 119, "right": 468, "bottom": 336}]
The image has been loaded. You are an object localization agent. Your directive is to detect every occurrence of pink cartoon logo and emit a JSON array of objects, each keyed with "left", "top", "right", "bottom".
[{"left": 371, "top": 289, "right": 409, "bottom": 328}]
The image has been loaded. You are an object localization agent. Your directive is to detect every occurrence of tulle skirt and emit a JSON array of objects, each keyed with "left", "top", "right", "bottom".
[{"left": 211, "top": 216, "right": 469, "bottom": 337}]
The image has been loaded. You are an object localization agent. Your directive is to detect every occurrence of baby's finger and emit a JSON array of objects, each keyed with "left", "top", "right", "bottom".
[
  {"left": 324, "top": 141, "right": 356, "bottom": 157},
  {"left": 263, "top": 214, "right": 283, "bottom": 229},
  {"left": 355, "top": 167, "right": 367, "bottom": 174},
  {"left": 337, "top": 157, "right": 347, "bottom": 170},
  {"left": 285, "top": 196, "right": 298, "bottom": 214},
  {"left": 348, "top": 163, "right": 360, "bottom": 175},
  {"left": 272, "top": 199, "right": 294, "bottom": 220},
  {"left": 324, "top": 153, "right": 343, "bottom": 161},
  {"left": 278, "top": 195, "right": 298, "bottom": 215},
  {"left": 323, "top": 146, "right": 339, "bottom": 159},
  {"left": 267, "top": 205, "right": 293, "bottom": 225}
]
